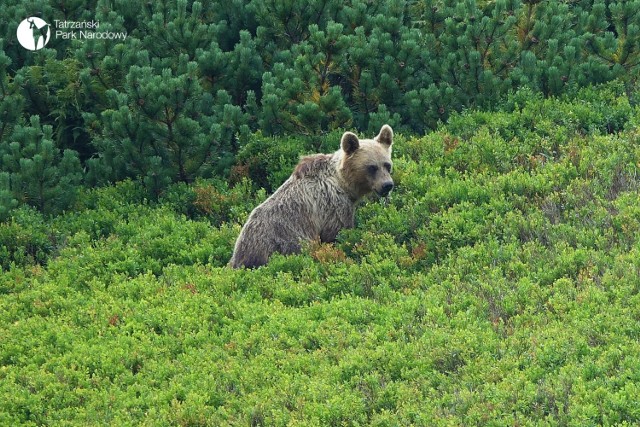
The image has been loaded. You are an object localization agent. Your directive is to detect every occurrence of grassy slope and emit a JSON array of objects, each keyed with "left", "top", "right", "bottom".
[{"left": 2, "top": 84, "right": 640, "bottom": 425}]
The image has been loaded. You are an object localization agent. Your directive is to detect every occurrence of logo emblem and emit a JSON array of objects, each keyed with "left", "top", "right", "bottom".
[{"left": 17, "top": 17, "right": 51, "bottom": 51}]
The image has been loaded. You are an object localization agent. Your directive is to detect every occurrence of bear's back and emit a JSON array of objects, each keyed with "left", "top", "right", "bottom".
[{"left": 293, "top": 153, "right": 334, "bottom": 180}]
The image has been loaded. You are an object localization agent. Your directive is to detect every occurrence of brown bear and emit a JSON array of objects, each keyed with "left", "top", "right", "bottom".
[{"left": 229, "top": 125, "right": 394, "bottom": 268}]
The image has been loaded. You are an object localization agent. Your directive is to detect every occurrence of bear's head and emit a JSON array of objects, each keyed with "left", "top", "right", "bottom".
[{"left": 339, "top": 124, "right": 394, "bottom": 200}]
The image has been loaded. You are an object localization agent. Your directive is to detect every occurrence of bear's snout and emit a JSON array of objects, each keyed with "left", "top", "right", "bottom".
[{"left": 379, "top": 182, "right": 394, "bottom": 197}]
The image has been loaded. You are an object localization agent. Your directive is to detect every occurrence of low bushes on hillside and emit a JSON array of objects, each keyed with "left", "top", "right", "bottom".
[{"left": 1, "top": 87, "right": 640, "bottom": 425}]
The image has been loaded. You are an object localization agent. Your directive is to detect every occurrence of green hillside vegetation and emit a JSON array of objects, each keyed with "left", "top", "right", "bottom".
[{"left": 2, "top": 83, "right": 640, "bottom": 425}]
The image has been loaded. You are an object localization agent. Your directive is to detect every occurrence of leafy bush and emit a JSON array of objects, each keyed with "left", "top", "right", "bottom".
[
  {"left": 0, "top": 207, "right": 55, "bottom": 270},
  {"left": 160, "top": 178, "right": 265, "bottom": 224}
]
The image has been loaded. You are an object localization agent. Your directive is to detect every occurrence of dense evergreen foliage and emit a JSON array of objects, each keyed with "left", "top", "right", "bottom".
[
  {"left": 1, "top": 0, "right": 640, "bottom": 214},
  {"left": 2, "top": 1, "right": 640, "bottom": 424},
  {"left": 2, "top": 85, "right": 640, "bottom": 425}
]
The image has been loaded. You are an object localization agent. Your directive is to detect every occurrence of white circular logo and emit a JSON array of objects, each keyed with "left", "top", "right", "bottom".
[{"left": 17, "top": 17, "right": 51, "bottom": 51}]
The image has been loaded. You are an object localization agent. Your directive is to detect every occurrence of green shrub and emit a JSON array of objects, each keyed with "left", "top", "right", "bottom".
[{"left": 0, "top": 207, "right": 54, "bottom": 270}]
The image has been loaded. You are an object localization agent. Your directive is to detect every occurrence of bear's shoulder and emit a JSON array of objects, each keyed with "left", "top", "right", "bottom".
[{"left": 293, "top": 154, "right": 333, "bottom": 179}]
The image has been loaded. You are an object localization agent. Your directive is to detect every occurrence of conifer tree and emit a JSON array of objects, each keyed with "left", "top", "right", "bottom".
[
  {"left": 341, "top": 7, "right": 428, "bottom": 133},
  {"left": 0, "top": 173, "right": 18, "bottom": 221},
  {"left": 0, "top": 116, "right": 82, "bottom": 215},
  {"left": 80, "top": 0, "right": 255, "bottom": 196},
  {"left": 260, "top": 21, "right": 352, "bottom": 135},
  {"left": 0, "top": 41, "right": 22, "bottom": 219},
  {"left": 582, "top": 0, "right": 640, "bottom": 98},
  {"left": 0, "top": 41, "right": 22, "bottom": 147}
]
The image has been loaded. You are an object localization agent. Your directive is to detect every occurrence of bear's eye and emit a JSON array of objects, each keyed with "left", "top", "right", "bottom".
[
  {"left": 367, "top": 165, "right": 378, "bottom": 175},
  {"left": 383, "top": 163, "right": 392, "bottom": 172}
]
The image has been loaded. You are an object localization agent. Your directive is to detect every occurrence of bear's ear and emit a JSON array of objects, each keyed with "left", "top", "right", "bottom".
[
  {"left": 376, "top": 124, "right": 393, "bottom": 148},
  {"left": 341, "top": 132, "right": 360, "bottom": 155}
]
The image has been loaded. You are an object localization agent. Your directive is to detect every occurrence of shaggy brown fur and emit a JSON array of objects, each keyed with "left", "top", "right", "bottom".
[
  {"left": 229, "top": 125, "right": 394, "bottom": 268},
  {"left": 293, "top": 154, "right": 333, "bottom": 179}
]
